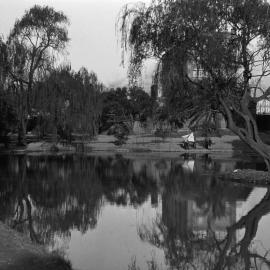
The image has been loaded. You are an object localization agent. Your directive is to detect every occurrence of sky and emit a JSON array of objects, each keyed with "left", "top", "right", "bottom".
[{"left": 0, "top": 0, "right": 154, "bottom": 89}]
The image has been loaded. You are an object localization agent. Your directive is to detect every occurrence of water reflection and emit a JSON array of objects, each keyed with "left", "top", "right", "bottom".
[
  {"left": 0, "top": 154, "right": 269, "bottom": 270},
  {"left": 0, "top": 154, "right": 159, "bottom": 246},
  {"left": 138, "top": 156, "right": 270, "bottom": 270},
  {"left": 139, "top": 190, "right": 270, "bottom": 269}
]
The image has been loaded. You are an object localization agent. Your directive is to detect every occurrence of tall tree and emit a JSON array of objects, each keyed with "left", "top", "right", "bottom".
[
  {"left": 100, "top": 87, "right": 132, "bottom": 132},
  {"left": 0, "top": 37, "right": 8, "bottom": 87},
  {"left": 7, "top": 5, "right": 69, "bottom": 145},
  {"left": 34, "top": 65, "right": 103, "bottom": 141},
  {"left": 129, "top": 86, "right": 154, "bottom": 121},
  {"left": 120, "top": 0, "right": 270, "bottom": 170},
  {"left": 0, "top": 38, "right": 17, "bottom": 146}
]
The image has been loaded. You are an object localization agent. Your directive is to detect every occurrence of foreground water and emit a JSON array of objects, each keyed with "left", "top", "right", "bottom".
[{"left": 0, "top": 153, "right": 270, "bottom": 270}]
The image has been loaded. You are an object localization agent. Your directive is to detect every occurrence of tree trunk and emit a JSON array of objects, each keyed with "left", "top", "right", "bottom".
[
  {"left": 17, "top": 119, "right": 26, "bottom": 146},
  {"left": 52, "top": 124, "right": 58, "bottom": 143},
  {"left": 215, "top": 189, "right": 270, "bottom": 269},
  {"left": 16, "top": 81, "right": 27, "bottom": 146},
  {"left": 219, "top": 96, "right": 270, "bottom": 171}
]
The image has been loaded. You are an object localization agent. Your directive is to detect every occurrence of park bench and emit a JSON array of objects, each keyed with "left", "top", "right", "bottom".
[
  {"left": 180, "top": 132, "right": 196, "bottom": 150},
  {"left": 180, "top": 140, "right": 196, "bottom": 150},
  {"left": 179, "top": 133, "right": 213, "bottom": 150}
]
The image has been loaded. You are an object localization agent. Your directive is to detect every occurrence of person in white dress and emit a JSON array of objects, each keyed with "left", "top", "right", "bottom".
[{"left": 182, "top": 132, "right": 196, "bottom": 149}]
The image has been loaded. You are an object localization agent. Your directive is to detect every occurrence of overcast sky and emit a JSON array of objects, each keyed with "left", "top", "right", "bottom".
[{"left": 0, "top": 0, "right": 154, "bottom": 88}]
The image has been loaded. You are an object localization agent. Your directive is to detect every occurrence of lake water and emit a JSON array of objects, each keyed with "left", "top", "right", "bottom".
[{"left": 0, "top": 153, "right": 270, "bottom": 270}]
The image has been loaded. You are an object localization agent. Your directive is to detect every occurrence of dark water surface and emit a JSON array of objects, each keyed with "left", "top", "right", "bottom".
[{"left": 0, "top": 153, "right": 270, "bottom": 270}]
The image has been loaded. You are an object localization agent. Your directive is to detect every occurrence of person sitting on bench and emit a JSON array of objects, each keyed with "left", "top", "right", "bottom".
[{"left": 182, "top": 132, "right": 196, "bottom": 149}]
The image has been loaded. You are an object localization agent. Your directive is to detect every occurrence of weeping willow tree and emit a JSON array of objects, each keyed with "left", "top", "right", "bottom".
[
  {"left": 33, "top": 65, "right": 103, "bottom": 141},
  {"left": 0, "top": 38, "right": 17, "bottom": 145},
  {"left": 119, "top": 0, "right": 270, "bottom": 171}
]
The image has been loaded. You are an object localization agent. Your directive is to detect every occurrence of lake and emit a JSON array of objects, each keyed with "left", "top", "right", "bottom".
[{"left": 0, "top": 153, "right": 270, "bottom": 270}]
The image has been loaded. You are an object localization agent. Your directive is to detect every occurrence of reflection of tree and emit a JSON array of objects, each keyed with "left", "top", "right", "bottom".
[
  {"left": 214, "top": 189, "right": 270, "bottom": 270},
  {"left": 0, "top": 155, "right": 105, "bottom": 245},
  {"left": 138, "top": 169, "right": 270, "bottom": 270},
  {"left": 1, "top": 154, "right": 267, "bottom": 269},
  {"left": 96, "top": 155, "right": 158, "bottom": 207},
  {"left": 162, "top": 159, "right": 249, "bottom": 220},
  {"left": 0, "top": 154, "right": 158, "bottom": 247},
  {"left": 0, "top": 156, "right": 42, "bottom": 243}
]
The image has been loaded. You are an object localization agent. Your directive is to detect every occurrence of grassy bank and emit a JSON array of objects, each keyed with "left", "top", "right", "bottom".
[
  {"left": 0, "top": 132, "right": 262, "bottom": 156},
  {"left": 0, "top": 222, "right": 72, "bottom": 270}
]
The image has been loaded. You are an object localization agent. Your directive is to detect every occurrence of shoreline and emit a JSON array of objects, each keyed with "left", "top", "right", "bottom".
[{"left": 0, "top": 134, "right": 257, "bottom": 157}]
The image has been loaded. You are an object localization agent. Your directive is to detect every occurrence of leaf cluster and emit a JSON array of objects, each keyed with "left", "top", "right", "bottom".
[{"left": 10, "top": 5, "right": 69, "bottom": 51}]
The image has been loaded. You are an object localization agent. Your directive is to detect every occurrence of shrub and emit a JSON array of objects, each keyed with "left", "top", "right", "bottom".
[{"left": 113, "top": 124, "right": 129, "bottom": 145}]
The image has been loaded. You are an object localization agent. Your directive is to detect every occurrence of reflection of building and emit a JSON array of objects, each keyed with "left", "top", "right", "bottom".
[
  {"left": 162, "top": 196, "right": 193, "bottom": 238},
  {"left": 191, "top": 202, "right": 236, "bottom": 240},
  {"left": 161, "top": 177, "right": 251, "bottom": 240},
  {"left": 160, "top": 176, "right": 252, "bottom": 269},
  {"left": 162, "top": 196, "right": 236, "bottom": 240}
]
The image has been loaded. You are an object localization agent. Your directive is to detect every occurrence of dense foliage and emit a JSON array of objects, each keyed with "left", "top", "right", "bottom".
[
  {"left": 120, "top": 0, "right": 270, "bottom": 169},
  {"left": 0, "top": 5, "right": 158, "bottom": 147},
  {"left": 33, "top": 66, "right": 103, "bottom": 140},
  {"left": 100, "top": 86, "right": 156, "bottom": 133},
  {"left": 0, "top": 5, "right": 107, "bottom": 145}
]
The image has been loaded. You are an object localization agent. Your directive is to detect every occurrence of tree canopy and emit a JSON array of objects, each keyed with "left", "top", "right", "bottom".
[
  {"left": 120, "top": 0, "right": 270, "bottom": 169},
  {"left": 3, "top": 5, "right": 69, "bottom": 145},
  {"left": 100, "top": 86, "right": 155, "bottom": 133},
  {"left": 8, "top": 5, "right": 69, "bottom": 74},
  {"left": 33, "top": 65, "right": 103, "bottom": 139}
]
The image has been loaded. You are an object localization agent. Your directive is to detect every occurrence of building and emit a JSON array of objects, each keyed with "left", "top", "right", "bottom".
[{"left": 256, "top": 99, "right": 270, "bottom": 131}]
